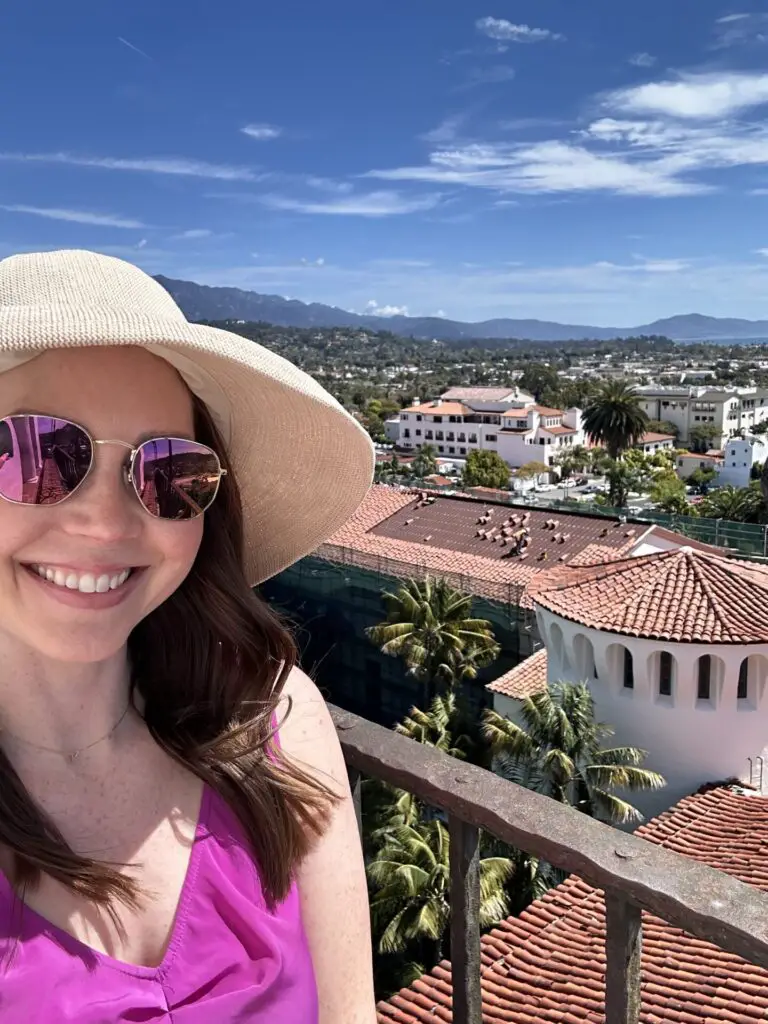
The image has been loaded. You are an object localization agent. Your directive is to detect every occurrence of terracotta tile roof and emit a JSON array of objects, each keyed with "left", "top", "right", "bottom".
[
  {"left": 534, "top": 405, "right": 564, "bottom": 416},
  {"left": 527, "top": 546, "right": 768, "bottom": 643},
  {"left": 369, "top": 492, "right": 641, "bottom": 570},
  {"left": 376, "top": 785, "right": 768, "bottom": 1024},
  {"left": 442, "top": 387, "right": 518, "bottom": 402},
  {"left": 640, "top": 431, "right": 676, "bottom": 443},
  {"left": 486, "top": 648, "right": 548, "bottom": 697},
  {"left": 319, "top": 486, "right": 643, "bottom": 607},
  {"left": 541, "top": 424, "right": 578, "bottom": 435},
  {"left": 678, "top": 452, "right": 722, "bottom": 463},
  {"left": 402, "top": 402, "right": 468, "bottom": 416}
]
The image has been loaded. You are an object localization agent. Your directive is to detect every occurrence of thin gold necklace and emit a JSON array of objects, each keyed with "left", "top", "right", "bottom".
[{"left": 0, "top": 702, "right": 133, "bottom": 764}]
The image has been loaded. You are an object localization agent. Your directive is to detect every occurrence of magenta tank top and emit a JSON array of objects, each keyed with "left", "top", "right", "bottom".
[{"left": 0, "top": 784, "right": 318, "bottom": 1023}]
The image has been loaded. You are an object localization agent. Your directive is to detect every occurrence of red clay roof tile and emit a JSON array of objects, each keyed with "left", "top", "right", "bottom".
[
  {"left": 320, "top": 487, "right": 649, "bottom": 606},
  {"left": 527, "top": 547, "right": 768, "bottom": 643},
  {"left": 377, "top": 786, "right": 768, "bottom": 1024},
  {"left": 486, "top": 649, "right": 548, "bottom": 698}
]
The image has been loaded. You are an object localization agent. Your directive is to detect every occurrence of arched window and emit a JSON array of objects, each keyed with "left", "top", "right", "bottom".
[
  {"left": 549, "top": 622, "right": 567, "bottom": 670},
  {"left": 697, "top": 655, "right": 711, "bottom": 701},
  {"left": 738, "top": 658, "right": 749, "bottom": 700},
  {"left": 659, "top": 651, "right": 673, "bottom": 697},
  {"left": 573, "top": 634, "right": 596, "bottom": 681},
  {"left": 623, "top": 649, "right": 634, "bottom": 689}
]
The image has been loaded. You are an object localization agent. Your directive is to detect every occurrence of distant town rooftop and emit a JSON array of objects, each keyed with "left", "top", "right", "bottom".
[{"left": 441, "top": 386, "right": 528, "bottom": 402}]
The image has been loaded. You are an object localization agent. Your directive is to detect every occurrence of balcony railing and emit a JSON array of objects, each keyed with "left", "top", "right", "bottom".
[{"left": 331, "top": 705, "right": 768, "bottom": 1024}]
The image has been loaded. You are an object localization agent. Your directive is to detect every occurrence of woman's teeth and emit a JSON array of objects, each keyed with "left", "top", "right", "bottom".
[{"left": 29, "top": 565, "right": 133, "bottom": 593}]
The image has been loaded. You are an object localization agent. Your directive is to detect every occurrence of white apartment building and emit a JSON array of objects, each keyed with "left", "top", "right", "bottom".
[
  {"left": 637, "top": 385, "right": 768, "bottom": 447},
  {"left": 634, "top": 431, "right": 675, "bottom": 455},
  {"left": 718, "top": 435, "right": 768, "bottom": 489},
  {"left": 394, "top": 388, "right": 585, "bottom": 469}
]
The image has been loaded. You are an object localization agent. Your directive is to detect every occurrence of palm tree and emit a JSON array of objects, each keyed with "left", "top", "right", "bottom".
[
  {"left": 367, "top": 819, "right": 514, "bottom": 957},
  {"left": 700, "top": 483, "right": 764, "bottom": 523},
  {"left": 410, "top": 444, "right": 438, "bottom": 480},
  {"left": 570, "top": 444, "right": 592, "bottom": 472},
  {"left": 604, "top": 459, "right": 642, "bottom": 507},
  {"left": 374, "top": 453, "right": 402, "bottom": 485},
  {"left": 365, "top": 577, "right": 500, "bottom": 699},
  {"left": 483, "top": 682, "right": 665, "bottom": 825},
  {"left": 395, "top": 691, "right": 474, "bottom": 760},
  {"left": 582, "top": 381, "right": 649, "bottom": 459}
]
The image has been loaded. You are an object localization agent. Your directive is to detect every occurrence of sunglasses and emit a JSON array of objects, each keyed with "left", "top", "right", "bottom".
[{"left": 0, "top": 414, "right": 226, "bottom": 520}]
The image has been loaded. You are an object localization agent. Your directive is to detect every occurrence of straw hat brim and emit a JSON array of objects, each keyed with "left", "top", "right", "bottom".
[{"left": 0, "top": 307, "right": 374, "bottom": 585}]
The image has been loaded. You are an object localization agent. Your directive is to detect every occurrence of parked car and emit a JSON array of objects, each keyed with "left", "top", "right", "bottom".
[{"left": 535, "top": 483, "right": 557, "bottom": 492}]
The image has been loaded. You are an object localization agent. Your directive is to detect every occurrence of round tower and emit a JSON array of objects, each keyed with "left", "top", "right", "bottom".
[{"left": 528, "top": 546, "right": 768, "bottom": 816}]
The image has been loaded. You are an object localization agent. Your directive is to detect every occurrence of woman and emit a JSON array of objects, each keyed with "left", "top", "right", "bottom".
[{"left": 0, "top": 250, "right": 377, "bottom": 1022}]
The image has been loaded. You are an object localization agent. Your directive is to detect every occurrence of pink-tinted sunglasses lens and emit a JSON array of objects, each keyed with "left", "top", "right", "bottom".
[
  {"left": 131, "top": 438, "right": 222, "bottom": 519},
  {"left": 0, "top": 415, "right": 92, "bottom": 505}
]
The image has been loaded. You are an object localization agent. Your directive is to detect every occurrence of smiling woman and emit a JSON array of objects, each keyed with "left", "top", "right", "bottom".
[{"left": 0, "top": 250, "right": 376, "bottom": 1024}]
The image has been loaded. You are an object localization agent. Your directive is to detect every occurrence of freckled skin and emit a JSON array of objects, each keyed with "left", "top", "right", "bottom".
[{"left": 0, "top": 346, "right": 204, "bottom": 664}]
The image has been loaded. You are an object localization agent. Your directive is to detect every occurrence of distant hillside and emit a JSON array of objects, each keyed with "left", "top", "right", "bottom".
[{"left": 155, "top": 275, "right": 768, "bottom": 343}]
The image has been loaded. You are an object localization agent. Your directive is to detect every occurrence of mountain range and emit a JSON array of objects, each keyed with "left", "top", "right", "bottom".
[{"left": 155, "top": 275, "right": 768, "bottom": 344}]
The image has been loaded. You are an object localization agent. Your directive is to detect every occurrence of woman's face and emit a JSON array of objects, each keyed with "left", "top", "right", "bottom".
[{"left": 0, "top": 346, "right": 205, "bottom": 663}]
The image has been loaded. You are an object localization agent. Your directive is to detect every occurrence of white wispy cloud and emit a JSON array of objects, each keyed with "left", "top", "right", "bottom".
[
  {"left": 366, "top": 69, "right": 768, "bottom": 199},
  {"left": 259, "top": 190, "right": 442, "bottom": 217},
  {"left": 304, "top": 176, "right": 354, "bottom": 194},
  {"left": 241, "top": 123, "right": 282, "bottom": 140},
  {"left": 0, "top": 151, "right": 258, "bottom": 181},
  {"left": 0, "top": 204, "right": 147, "bottom": 228},
  {"left": 421, "top": 115, "right": 466, "bottom": 144},
  {"left": 174, "top": 228, "right": 214, "bottom": 239},
  {"left": 118, "top": 36, "right": 151, "bottom": 60},
  {"left": 629, "top": 52, "right": 656, "bottom": 67},
  {"left": 713, "top": 12, "right": 768, "bottom": 47},
  {"left": 609, "top": 71, "right": 768, "bottom": 119},
  {"left": 365, "top": 300, "right": 409, "bottom": 317},
  {"left": 367, "top": 139, "right": 704, "bottom": 197},
  {"left": 476, "top": 16, "right": 564, "bottom": 43},
  {"left": 459, "top": 65, "right": 516, "bottom": 90}
]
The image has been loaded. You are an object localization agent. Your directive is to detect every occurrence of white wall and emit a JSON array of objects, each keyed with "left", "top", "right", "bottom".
[
  {"left": 718, "top": 437, "right": 767, "bottom": 489},
  {"left": 384, "top": 417, "right": 400, "bottom": 443},
  {"left": 497, "top": 607, "right": 768, "bottom": 819}
]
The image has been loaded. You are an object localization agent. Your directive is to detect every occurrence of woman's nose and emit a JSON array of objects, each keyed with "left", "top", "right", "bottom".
[{"left": 59, "top": 444, "right": 144, "bottom": 543}]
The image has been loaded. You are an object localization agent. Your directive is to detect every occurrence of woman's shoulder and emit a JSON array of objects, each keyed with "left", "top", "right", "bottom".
[{"left": 275, "top": 668, "right": 344, "bottom": 786}]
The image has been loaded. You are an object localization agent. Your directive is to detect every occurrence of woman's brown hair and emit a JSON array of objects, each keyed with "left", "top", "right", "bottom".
[{"left": 1, "top": 395, "right": 338, "bottom": 914}]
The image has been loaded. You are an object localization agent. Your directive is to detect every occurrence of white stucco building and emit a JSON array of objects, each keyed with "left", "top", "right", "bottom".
[
  {"left": 717, "top": 435, "right": 768, "bottom": 489},
  {"left": 634, "top": 431, "right": 675, "bottom": 455},
  {"left": 393, "top": 386, "right": 585, "bottom": 470},
  {"left": 636, "top": 385, "right": 768, "bottom": 448},
  {"left": 489, "top": 546, "right": 768, "bottom": 817}
]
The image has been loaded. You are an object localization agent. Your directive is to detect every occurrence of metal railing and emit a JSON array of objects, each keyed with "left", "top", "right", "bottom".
[{"left": 331, "top": 705, "right": 768, "bottom": 1024}]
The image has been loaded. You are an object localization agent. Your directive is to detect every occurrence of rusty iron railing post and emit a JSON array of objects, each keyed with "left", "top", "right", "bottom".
[
  {"left": 604, "top": 892, "right": 642, "bottom": 1024},
  {"left": 347, "top": 765, "right": 363, "bottom": 842},
  {"left": 449, "top": 814, "right": 482, "bottom": 1024}
]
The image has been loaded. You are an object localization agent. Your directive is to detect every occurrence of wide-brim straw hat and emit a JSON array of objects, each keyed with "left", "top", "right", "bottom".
[{"left": 0, "top": 249, "right": 374, "bottom": 584}]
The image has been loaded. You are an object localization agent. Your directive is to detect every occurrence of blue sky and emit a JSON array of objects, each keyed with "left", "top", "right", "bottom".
[{"left": 4, "top": 0, "right": 768, "bottom": 326}]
